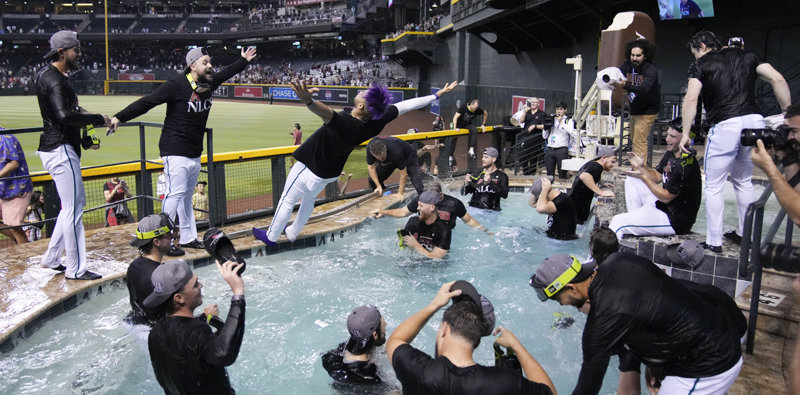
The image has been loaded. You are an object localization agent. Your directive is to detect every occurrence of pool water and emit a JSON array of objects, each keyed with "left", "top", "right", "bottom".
[{"left": 0, "top": 192, "right": 631, "bottom": 394}]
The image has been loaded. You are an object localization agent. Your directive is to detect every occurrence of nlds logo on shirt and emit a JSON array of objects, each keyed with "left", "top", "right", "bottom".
[{"left": 187, "top": 92, "right": 213, "bottom": 113}]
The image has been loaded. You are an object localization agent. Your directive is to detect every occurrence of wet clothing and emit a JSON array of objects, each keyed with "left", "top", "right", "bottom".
[
  {"left": 680, "top": 0, "right": 703, "bottom": 18},
  {"left": 366, "top": 136, "right": 424, "bottom": 195},
  {"left": 0, "top": 134, "right": 33, "bottom": 199},
  {"left": 322, "top": 342, "right": 382, "bottom": 384},
  {"left": 403, "top": 216, "right": 451, "bottom": 252},
  {"left": 461, "top": 169, "right": 509, "bottom": 211},
  {"left": 114, "top": 58, "right": 249, "bottom": 158},
  {"left": 654, "top": 151, "right": 702, "bottom": 234},
  {"left": 407, "top": 194, "right": 468, "bottom": 229},
  {"left": 573, "top": 252, "right": 742, "bottom": 395},
  {"left": 148, "top": 298, "right": 246, "bottom": 395},
  {"left": 619, "top": 61, "right": 661, "bottom": 115},
  {"left": 295, "top": 106, "right": 399, "bottom": 179},
  {"left": 125, "top": 256, "right": 161, "bottom": 326},
  {"left": 570, "top": 160, "right": 604, "bottom": 224},
  {"left": 687, "top": 48, "right": 762, "bottom": 125},
  {"left": 392, "top": 343, "right": 552, "bottom": 395},
  {"left": 35, "top": 64, "right": 106, "bottom": 156},
  {"left": 546, "top": 193, "right": 578, "bottom": 240}
]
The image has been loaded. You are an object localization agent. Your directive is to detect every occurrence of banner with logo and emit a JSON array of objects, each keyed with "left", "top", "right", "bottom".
[
  {"left": 511, "top": 95, "right": 546, "bottom": 114},
  {"left": 118, "top": 73, "right": 155, "bottom": 81},
  {"left": 213, "top": 86, "right": 228, "bottom": 97},
  {"left": 234, "top": 86, "right": 264, "bottom": 98},
  {"left": 311, "top": 88, "right": 348, "bottom": 103},
  {"left": 270, "top": 87, "right": 299, "bottom": 100}
]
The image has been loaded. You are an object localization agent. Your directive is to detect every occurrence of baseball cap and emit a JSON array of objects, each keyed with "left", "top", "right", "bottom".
[
  {"left": 418, "top": 190, "right": 442, "bottom": 205},
  {"left": 530, "top": 177, "right": 544, "bottom": 199},
  {"left": 185, "top": 47, "right": 209, "bottom": 73},
  {"left": 143, "top": 260, "right": 193, "bottom": 309},
  {"left": 529, "top": 254, "right": 597, "bottom": 302},
  {"left": 483, "top": 147, "right": 499, "bottom": 158},
  {"left": 44, "top": 30, "right": 80, "bottom": 59},
  {"left": 728, "top": 37, "right": 744, "bottom": 48},
  {"left": 666, "top": 240, "right": 705, "bottom": 269},
  {"left": 347, "top": 305, "right": 382, "bottom": 353},
  {"left": 129, "top": 213, "right": 174, "bottom": 247},
  {"left": 450, "top": 280, "right": 496, "bottom": 336},
  {"left": 595, "top": 145, "right": 616, "bottom": 159}
]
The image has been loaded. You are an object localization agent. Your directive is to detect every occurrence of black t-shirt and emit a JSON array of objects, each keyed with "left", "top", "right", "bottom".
[
  {"left": 619, "top": 61, "right": 661, "bottom": 115},
  {"left": 573, "top": 252, "right": 742, "bottom": 394},
  {"left": 546, "top": 193, "right": 578, "bottom": 240},
  {"left": 366, "top": 136, "right": 417, "bottom": 169},
  {"left": 570, "top": 160, "right": 604, "bottom": 224},
  {"left": 407, "top": 195, "right": 468, "bottom": 229},
  {"left": 294, "top": 106, "right": 399, "bottom": 178},
  {"left": 322, "top": 342, "right": 382, "bottom": 385},
  {"left": 680, "top": 0, "right": 703, "bottom": 18},
  {"left": 403, "top": 216, "right": 451, "bottom": 251},
  {"left": 456, "top": 105, "right": 485, "bottom": 128},
  {"left": 114, "top": 58, "right": 249, "bottom": 158},
  {"left": 392, "top": 344, "right": 552, "bottom": 395},
  {"left": 523, "top": 110, "right": 546, "bottom": 133},
  {"left": 462, "top": 169, "right": 509, "bottom": 211},
  {"left": 654, "top": 151, "right": 702, "bottom": 234},
  {"left": 687, "top": 48, "right": 762, "bottom": 124},
  {"left": 126, "top": 256, "right": 161, "bottom": 326}
]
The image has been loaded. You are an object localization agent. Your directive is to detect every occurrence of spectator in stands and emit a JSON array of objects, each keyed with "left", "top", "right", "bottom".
[
  {"left": 192, "top": 181, "right": 208, "bottom": 221},
  {"left": 104, "top": 176, "right": 134, "bottom": 226},
  {"left": 0, "top": 133, "right": 33, "bottom": 244},
  {"left": 24, "top": 190, "right": 44, "bottom": 242}
]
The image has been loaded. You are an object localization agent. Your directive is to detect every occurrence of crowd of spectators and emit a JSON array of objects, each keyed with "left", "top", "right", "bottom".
[
  {"left": 246, "top": 4, "right": 348, "bottom": 29},
  {"left": 229, "top": 58, "right": 412, "bottom": 88},
  {"left": 385, "top": 14, "right": 444, "bottom": 39}
]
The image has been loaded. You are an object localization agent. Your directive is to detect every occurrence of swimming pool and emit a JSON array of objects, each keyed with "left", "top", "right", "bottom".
[{"left": 0, "top": 192, "right": 626, "bottom": 394}]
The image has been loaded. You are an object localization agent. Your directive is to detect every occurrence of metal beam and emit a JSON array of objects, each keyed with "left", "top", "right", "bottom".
[
  {"left": 533, "top": 8, "right": 576, "bottom": 44},
  {"left": 571, "top": 0, "right": 610, "bottom": 25},
  {"left": 508, "top": 19, "right": 544, "bottom": 49}
]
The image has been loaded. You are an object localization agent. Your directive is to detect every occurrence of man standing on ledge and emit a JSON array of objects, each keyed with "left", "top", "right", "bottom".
[
  {"left": 109, "top": 46, "right": 257, "bottom": 256},
  {"left": 253, "top": 80, "right": 457, "bottom": 246},
  {"left": 453, "top": 99, "right": 488, "bottom": 159},
  {"left": 461, "top": 147, "right": 508, "bottom": 211},
  {"left": 36, "top": 30, "right": 110, "bottom": 280}
]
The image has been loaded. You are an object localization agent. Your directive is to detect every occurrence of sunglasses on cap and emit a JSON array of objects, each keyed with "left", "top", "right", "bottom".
[
  {"left": 529, "top": 255, "right": 582, "bottom": 302},
  {"left": 135, "top": 213, "right": 175, "bottom": 240}
]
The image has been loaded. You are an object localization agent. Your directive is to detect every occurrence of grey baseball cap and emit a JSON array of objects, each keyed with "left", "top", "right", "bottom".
[
  {"left": 347, "top": 305, "right": 382, "bottom": 340},
  {"left": 666, "top": 240, "right": 705, "bottom": 269},
  {"left": 143, "top": 260, "right": 193, "bottom": 309},
  {"left": 418, "top": 190, "right": 442, "bottom": 205},
  {"left": 530, "top": 177, "right": 544, "bottom": 199},
  {"left": 595, "top": 145, "right": 616, "bottom": 159},
  {"left": 483, "top": 147, "right": 499, "bottom": 158},
  {"left": 129, "top": 213, "right": 174, "bottom": 247},
  {"left": 530, "top": 254, "right": 597, "bottom": 302},
  {"left": 44, "top": 30, "right": 80, "bottom": 59},
  {"left": 185, "top": 47, "right": 209, "bottom": 73}
]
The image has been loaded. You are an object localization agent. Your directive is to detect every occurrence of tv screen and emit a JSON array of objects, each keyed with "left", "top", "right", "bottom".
[{"left": 658, "top": 0, "right": 714, "bottom": 20}]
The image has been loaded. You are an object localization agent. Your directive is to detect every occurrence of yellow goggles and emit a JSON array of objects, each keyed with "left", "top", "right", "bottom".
[
  {"left": 136, "top": 225, "right": 172, "bottom": 240},
  {"left": 530, "top": 255, "right": 582, "bottom": 301}
]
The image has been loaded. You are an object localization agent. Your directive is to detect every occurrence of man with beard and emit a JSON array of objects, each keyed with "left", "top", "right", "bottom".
[
  {"left": 400, "top": 190, "right": 451, "bottom": 259},
  {"left": 321, "top": 305, "right": 388, "bottom": 388},
  {"left": 530, "top": 253, "right": 744, "bottom": 394},
  {"left": 461, "top": 147, "right": 508, "bottom": 211},
  {"left": 35, "top": 30, "right": 110, "bottom": 280},
  {"left": 109, "top": 46, "right": 257, "bottom": 256}
]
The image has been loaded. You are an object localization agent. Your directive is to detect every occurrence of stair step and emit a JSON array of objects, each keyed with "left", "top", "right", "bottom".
[{"left": 736, "top": 283, "right": 799, "bottom": 331}]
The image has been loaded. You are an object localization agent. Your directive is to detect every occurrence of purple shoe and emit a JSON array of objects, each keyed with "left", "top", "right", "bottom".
[{"left": 252, "top": 227, "right": 276, "bottom": 247}]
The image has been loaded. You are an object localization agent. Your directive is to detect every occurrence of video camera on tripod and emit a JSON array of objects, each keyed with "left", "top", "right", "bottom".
[{"left": 759, "top": 243, "right": 800, "bottom": 273}]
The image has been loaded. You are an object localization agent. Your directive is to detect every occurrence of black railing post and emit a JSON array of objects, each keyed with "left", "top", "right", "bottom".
[
  {"left": 271, "top": 157, "right": 287, "bottom": 211},
  {"left": 206, "top": 128, "right": 220, "bottom": 227},
  {"left": 211, "top": 163, "right": 227, "bottom": 226},
  {"left": 137, "top": 123, "right": 153, "bottom": 219},
  {"left": 745, "top": 207, "right": 765, "bottom": 354}
]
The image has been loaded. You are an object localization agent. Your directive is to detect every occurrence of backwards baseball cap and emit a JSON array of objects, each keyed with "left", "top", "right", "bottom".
[
  {"left": 143, "top": 259, "right": 193, "bottom": 309},
  {"left": 666, "top": 240, "right": 705, "bottom": 269},
  {"left": 346, "top": 305, "right": 382, "bottom": 353},
  {"left": 529, "top": 254, "right": 597, "bottom": 302},
  {"left": 129, "top": 213, "right": 175, "bottom": 247},
  {"left": 418, "top": 190, "right": 442, "bottom": 205},
  {"left": 483, "top": 147, "right": 499, "bottom": 158},
  {"left": 450, "top": 280, "right": 496, "bottom": 336},
  {"left": 44, "top": 30, "right": 80, "bottom": 59},
  {"left": 185, "top": 47, "right": 209, "bottom": 73},
  {"left": 595, "top": 145, "right": 616, "bottom": 159}
]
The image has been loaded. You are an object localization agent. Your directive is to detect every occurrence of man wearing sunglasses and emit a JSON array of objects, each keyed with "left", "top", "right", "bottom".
[{"left": 530, "top": 253, "right": 743, "bottom": 395}]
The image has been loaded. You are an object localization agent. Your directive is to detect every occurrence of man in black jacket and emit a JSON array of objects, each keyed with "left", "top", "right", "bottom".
[
  {"left": 461, "top": 147, "right": 508, "bottom": 211},
  {"left": 35, "top": 30, "right": 110, "bottom": 280},
  {"left": 146, "top": 259, "right": 245, "bottom": 395},
  {"left": 109, "top": 46, "right": 257, "bottom": 256}
]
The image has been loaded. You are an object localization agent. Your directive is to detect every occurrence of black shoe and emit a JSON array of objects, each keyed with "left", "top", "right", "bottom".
[
  {"left": 180, "top": 240, "right": 205, "bottom": 249},
  {"left": 700, "top": 242, "right": 722, "bottom": 254},
  {"left": 723, "top": 230, "right": 742, "bottom": 246},
  {"left": 166, "top": 245, "right": 186, "bottom": 256},
  {"left": 52, "top": 264, "right": 66, "bottom": 272},
  {"left": 67, "top": 271, "right": 102, "bottom": 280}
]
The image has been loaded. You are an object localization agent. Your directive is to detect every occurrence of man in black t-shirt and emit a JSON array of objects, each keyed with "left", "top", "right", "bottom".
[
  {"left": 519, "top": 98, "right": 548, "bottom": 175},
  {"left": 322, "top": 305, "right": 388, "bottom": 387},
  {"left": 453, "top": 98, "right": 488, "bottom": 158},
  {"left": 366, "top": 136, "right": 424, "bottom": 196},
  {"left": 570, "top": 148, "right": 616, "bottom": 225},
  {"left": 530, "top": 253, "right": 743, "bottom": 394},
  {"left": 461, "top": 147, "right": 509, "bottom": 211},
  {"left": 253, "top": 81, "right": 457, "bottom": 246},
  {"left": 681, "top": 30, "right": 790, "bottom": 252},
  {"left": 386, "top": 281, "right": 555, "bottom": 395},
  {"left": 530, "top": 177, "right": 578, "bottom": 240},
  {"left": 610, "top": 119, "right": 701, "bottom": 240},
  {"left": 401, "top": 190, "right": 451, "bottom": 259},
  {"left": 679, "top": 0, "right": 704, "bottom": 18},
  {"left": 372, "top": 182, "right": 491, "bottom": 233}
]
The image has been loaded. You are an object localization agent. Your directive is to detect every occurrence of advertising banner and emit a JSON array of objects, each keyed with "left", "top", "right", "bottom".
[
  {"left": 213, "top": 85, "right": 228, "bottom": 97},
  {"left": 118, "top": 73, "right": 155, "bottom": 81},
  {"left": 234, "top": 86, "right": 264, "bottom": 98},
  {"left": 311, "top": 88, "right": 348, "bottom": 103},
  {"left": 270, "top": 87, "right": 299, "bottom": 100}
]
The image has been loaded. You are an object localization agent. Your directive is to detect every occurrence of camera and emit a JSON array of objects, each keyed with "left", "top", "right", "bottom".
[
  {"left": 759, "top": 243, "right": 800, "bottom": 273},
  {"left": 741, "top": 124, "right": 792, "bottom": 150}
]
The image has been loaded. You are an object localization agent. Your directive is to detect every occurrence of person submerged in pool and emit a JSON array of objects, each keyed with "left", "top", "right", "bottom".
[{"left": 322, "top": 305, "right": 390, "bottom": 389}]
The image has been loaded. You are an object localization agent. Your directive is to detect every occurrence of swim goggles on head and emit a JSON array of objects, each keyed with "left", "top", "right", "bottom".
[
  {"left": 529, "top": 255, "right": 582, "bottom": 302},
  {"left": 136, "top": 225, "right": 172, "bottom": 241}
]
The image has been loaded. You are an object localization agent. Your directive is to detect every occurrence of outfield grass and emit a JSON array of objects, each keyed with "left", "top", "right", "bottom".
[{"left": 0, "top": 95, "right": 325, "bottom": 172}]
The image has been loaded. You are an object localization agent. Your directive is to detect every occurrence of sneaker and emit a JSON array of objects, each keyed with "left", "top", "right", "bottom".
[
  {"left": 252, "top": 227, "right": 276, "bottom": 247},
  {"left": 723, "top": 230, "right": 742, "bottom": 246},
  {"left": 166, "top": 245, "right": 186, "bottom": 257},
  {"left": 179, "top": 240, "right": 205, "bottom": 249},
  {"left": 700, "top": 242, "right": 722, "bottom": 254},
  {"left": 52, "top": 264, "right": 66, "bottom": 272},
  {"left": 67, "top": 271, "right": 102, "bottom": 281}
]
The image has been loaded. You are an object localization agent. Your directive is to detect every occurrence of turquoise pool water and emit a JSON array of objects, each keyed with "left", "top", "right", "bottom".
[{"left": 0, "top": 192, "right": 629, "bottom": 394}]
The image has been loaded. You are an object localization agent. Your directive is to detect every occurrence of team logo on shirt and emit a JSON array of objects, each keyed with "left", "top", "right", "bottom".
[
  {"left": 438, "top": 211, "right": 451, "bottom": 222},
  {"left": 187, "top": 91, "right": 213, "bottom": 113},
  {"left": 662, "top": 159, "right": 674, "bottom": 184},
  {"left": 414, "top": 233, "right": 435, "bottom": 251}
]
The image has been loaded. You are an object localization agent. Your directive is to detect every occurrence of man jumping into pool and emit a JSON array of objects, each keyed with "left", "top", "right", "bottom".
[{"left": 253, "top": 80, "right": 457, "bottom": 246}]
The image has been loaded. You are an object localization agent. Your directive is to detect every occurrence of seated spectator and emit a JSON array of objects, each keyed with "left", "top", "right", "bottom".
[
  {"left": 321, "top": 305, "right": 388, "bottom": 387},
  {"left": 609, "top": 118, "right": 701, "bottom": 241},
  {"left": 570, "top": 146, "right": 616, "bottom": 225},
  {"left": 192, "top": 181, "right": 208, "bottom": 221},
  {"left": 529, "top": 176, "right": 578, "bottom": 240},
  {"left": 386, "top": 281, "right": 556, "bottom": 395},
  {"left": 542, "top": 101, "right": 577, "bottom": 180},
  {"left": 400, "top": 190, "right": 451, "bottom": 259},
  {"left": 104, "top": 176, "right": 134, "bottom": 226},
  {"left": 24, "top": 190, "right": 44, "bottom": 242},
  {"left": 460, "top": 147, "right": 508, "bottom": 211}
]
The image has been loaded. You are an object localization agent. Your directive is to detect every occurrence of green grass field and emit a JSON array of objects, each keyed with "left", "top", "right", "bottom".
[{"left": 0, "top": 95, "right": 325, "bottom": 172}]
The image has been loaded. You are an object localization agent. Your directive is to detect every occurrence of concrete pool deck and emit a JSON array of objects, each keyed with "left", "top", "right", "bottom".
[{"left": 0, "top": 175, "right": 795, "bottom": 394}]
